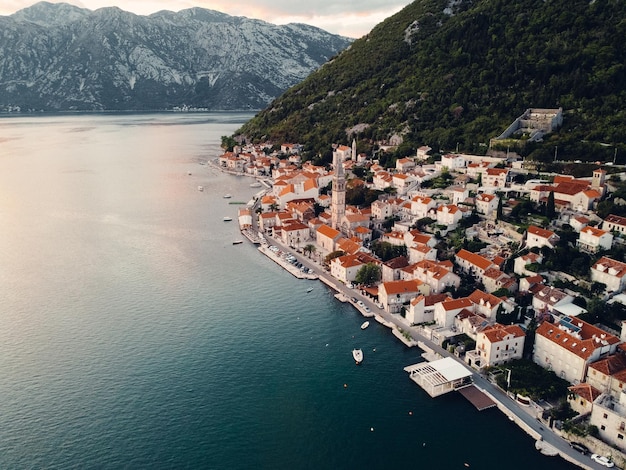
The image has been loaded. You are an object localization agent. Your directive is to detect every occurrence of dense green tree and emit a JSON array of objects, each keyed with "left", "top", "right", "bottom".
[
  {"left": 235, "top": 0, "right": 626, "bottom": 163},
  {"left": 546, "top": 191, "right": 556, "bottom": 219},
  {"left": 355, "top": 263, "right": 382, "bottom": 286},
  {"left": 371, "top": 240, "right": 407, "bottom": 262}
]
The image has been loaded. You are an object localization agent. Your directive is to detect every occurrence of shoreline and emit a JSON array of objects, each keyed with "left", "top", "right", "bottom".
[{"left": 220, "top": 164, "right": 591, "bottom": 470}]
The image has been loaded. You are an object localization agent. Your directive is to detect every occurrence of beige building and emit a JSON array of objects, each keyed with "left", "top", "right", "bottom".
[
  {"left": 470, "top": 323, "right": 525, "bottom": 368},
  {"left": 591, "top": 256, "right": 626, "bottom": 294},
  {"left": 533, "top": 317, "right": 620, "bottom": 384},
  {"left": 379, "top": 279, "right": 429, "bottom": 313},
  {"left": 590, "top": 393, "right": 626, "bottom": 452}
]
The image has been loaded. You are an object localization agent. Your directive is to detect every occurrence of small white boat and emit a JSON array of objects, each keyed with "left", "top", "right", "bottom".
[
  {"left": 223, "top": 217, "right": 233, "bottom": 222},
  {"left": 250, "top": 182, "right": 262, "bottom": 188},
  {"left": 232, "top": 240, "right": 244, "bottom": 245},
  {"left": 223, "top": 194, "right": 232, "bottom": 198},
  {"left": 306, "top": 287, "right": 313, "bottom": 293},
  {"left": 198, "top": 186, "right": 204, "bottom": 191},
  {"left": 352, "top": 348, "right": 363, "bottom": 365},
  {"left": 361, "top": 321, "right": 370, "bottom": 330}
]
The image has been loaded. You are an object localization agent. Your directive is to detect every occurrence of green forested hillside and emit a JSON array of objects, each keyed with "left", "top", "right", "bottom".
[{"left": 234, "top": 0, "right": 626, "bottom": 164}]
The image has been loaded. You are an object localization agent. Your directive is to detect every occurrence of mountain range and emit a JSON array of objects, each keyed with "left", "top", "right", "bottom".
[
  {"left": 0, "top": 2, "right": 352, "bottom": 111},
  {"left": 236, "top": 0, "right": 626, "bottom": 164}
]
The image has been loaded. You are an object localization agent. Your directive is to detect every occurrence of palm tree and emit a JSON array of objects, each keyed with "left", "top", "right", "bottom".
[{"left": 304, "top": 244, "right": 316, "bottom": 258}]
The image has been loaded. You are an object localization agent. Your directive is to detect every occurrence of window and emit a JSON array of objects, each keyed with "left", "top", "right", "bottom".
[
  {"left": 604, "top": 413, "right": 608, "bottom": 419},
  {"left": 619, "top": 434, "right": 624, "bottom": 440},
  {"left": 601, "top": 425, "right": 606, "bottom": 431}
]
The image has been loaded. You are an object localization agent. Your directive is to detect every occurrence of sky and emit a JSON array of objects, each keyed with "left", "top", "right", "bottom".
[{"left": 0, "top": 0, "right": 412, "bottom": 38}]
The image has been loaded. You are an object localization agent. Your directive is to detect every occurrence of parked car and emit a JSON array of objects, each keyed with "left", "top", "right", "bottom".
[
  {"left": 569, "top": 442, "right": 589, "bottom": 454},
  {"left": 591, "top": 454, "right": 615, "bottom": 468}
]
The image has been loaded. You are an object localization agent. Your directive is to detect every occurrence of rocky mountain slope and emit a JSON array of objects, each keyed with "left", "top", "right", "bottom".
[
  {"left": 0, "top": 2, "right": 352, "bottom": 111},
  {"left": 236, "top": 0, "right": 626, "bottom": 163}
]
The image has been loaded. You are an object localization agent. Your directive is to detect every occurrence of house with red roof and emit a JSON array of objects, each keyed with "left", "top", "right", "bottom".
[
  {"left": 567, "top": 383, "right": 602, "bottom": 415},
  {"left": 316, "top": 224, "right": 342, "bottom": 253},
  {"left": 532, "top": 285, "right": 581, "bottom": 316},
  {"left": 533, "top": 316, "right": 620, "bottom": 383},
  {"left": 513, "top": 252, "right": 544, "bottom": 276},
  {"left": 406, "top": 293, "right": 452, "bottom": 325},
  {"left": 569, "top": 215, "right": 590, "bottom": 233},
  {"left": 373, "top": 170, "right": 393, "bottom": 190},
  {"left": 391, "top": 173, "right": 414, "bottom": 195},
  {"left": 409, "top": 196, "right": 437, "bottom": 219},
  {"left": 577, "top": 226, "right": 613, "bottom": 253},
  {"left": 279, "top": 220, "right": 310, "bottom": 248},
  {"left": 475, "top": 192, "right": 499, "bottom": 217},
  {"left": 379, "top": 279, "right": 429, "bottom": 313},
  {"left": 436, "top": 204, "right": 462, "bottom": 228},
  {"left": 603, "top": 214, "right": 626, "bottom": 235},
  {"left": 530, "top": 179, "right": 601, "bottom": 211},
  {"left": 455, "top": 249, "right": 494, "bottom": 277},
  {"left": 586, "top": 352, "right": 626, "bottom": 399},
  {"left": 401, "top": 259, "right": 460, "bottom": 294},
  {"left": 483, "top": 168, "right": 508, "bottom": 188},
  {"left": 396, "top": 157, "right": 417, "bottom": 172},
  {"left": 468, "top": 323, "right": 525, "bottom": 368},
  {"left": 371, "top": 200, "right": 393, "bottom": 220},
  {"left": 434, "top": 297, "right": 474, "bottom": 328},
  {"left": 382, "top": 256, "right": 410, "bottom": 282},
  {"left": 525, "top": 225, "right": 559, "bottom": 250},
  {"left": 591, "top": 256, "right": 626, "bottom": 294}
]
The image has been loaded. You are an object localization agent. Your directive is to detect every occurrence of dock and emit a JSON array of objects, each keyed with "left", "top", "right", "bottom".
[
  {"left": 456, "top": 385, "right": 496, "bottom": 411},
  {"left": 404, "top": 357, "right": 473, "bottom": 398}
]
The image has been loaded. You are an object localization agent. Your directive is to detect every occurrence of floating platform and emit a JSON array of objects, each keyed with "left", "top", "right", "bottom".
[{"left": 456, "top": 385, "right": 496, "bottom": 411}]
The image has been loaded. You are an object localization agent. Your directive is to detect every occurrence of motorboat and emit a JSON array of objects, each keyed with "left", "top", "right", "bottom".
[
  {"left": 198, "top": 185, "right": 204, "bottom": 191},
  {"left": 352, "top": 348, "right": 363, "bottom": 365},
  {"left": 250, "top": 182, "right": 262, "bottom": 188},
  {"left": 361, "top": 321, "right": 370, "bottom": 330},
  {"left": 306, "top": 287, "right": 313, "bottom": 293},
  {"left": 223, "top": 194, "right": 232, "bottom": 198},
  {"left": 232, "top": 240, "right": 244, "bottom": 245},
  {"left": 223, "top": 217, "right": 233, "bottom": 222}
]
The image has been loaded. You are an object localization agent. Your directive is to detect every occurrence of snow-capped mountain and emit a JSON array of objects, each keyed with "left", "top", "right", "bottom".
[{"left": 0, "top": 2, "right": 352, "bottom": 111}]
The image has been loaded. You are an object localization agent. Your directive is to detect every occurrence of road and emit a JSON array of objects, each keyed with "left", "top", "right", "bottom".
[{"left": 260, "top": 232, "right": 606, "bottom": 470}]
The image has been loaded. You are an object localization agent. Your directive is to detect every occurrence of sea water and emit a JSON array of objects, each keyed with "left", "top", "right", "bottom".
[{"left": 0, "top": 113, "right": 578, "bottom": 469}]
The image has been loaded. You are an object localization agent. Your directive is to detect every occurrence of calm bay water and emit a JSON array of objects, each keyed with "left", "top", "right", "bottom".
[{"left": 0, "top": 113, "right": 577, "bottom": 469}]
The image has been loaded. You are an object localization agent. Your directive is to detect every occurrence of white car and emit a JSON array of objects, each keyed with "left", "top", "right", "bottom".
[{"left": 591, "top": 454, "right": 615, "bottom": 468}]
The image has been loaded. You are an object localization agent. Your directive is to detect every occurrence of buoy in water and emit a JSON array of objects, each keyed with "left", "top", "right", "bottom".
[
  {"left": 344, "top": 383, "right": 347, "bottom": 388},
  {"left": 370, "top": 427, "right": 374, "bottom": 432},
  {"left": 409, "top": 411, "right": 413, "bottom": 415}
]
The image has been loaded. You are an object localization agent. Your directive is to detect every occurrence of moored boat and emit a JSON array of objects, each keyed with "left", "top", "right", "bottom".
[
  {"left": 352, "top": 348, "right": 363, "bottom": 365},
  {"left": 198, "top": 185, "right": 204, "bottom": 191},
  {"left": 223, "top": 194, "right": 232, "bottom": 198},
  {"left": 361, "top": 321, "right": 370, "bottom": 330},
  {"left": 250, "top": 182, "right": 262, "bottom": 188},
  {"left": 306, "top": 287, "right": 313, "bottom": 293},
  {"left": 223, "top": 216, "right": 233, "bottom": 222},
  {"left": 232, "top": 240, "right": 244, "bottom": 245}
]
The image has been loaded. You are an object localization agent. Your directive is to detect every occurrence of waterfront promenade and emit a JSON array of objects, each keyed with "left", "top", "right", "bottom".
[
  {"left": 253, "top": 231, "right": 596, "bottom": 470},
  {"left": 221, "top": 163, "right": 596, "bottom": 469}
]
